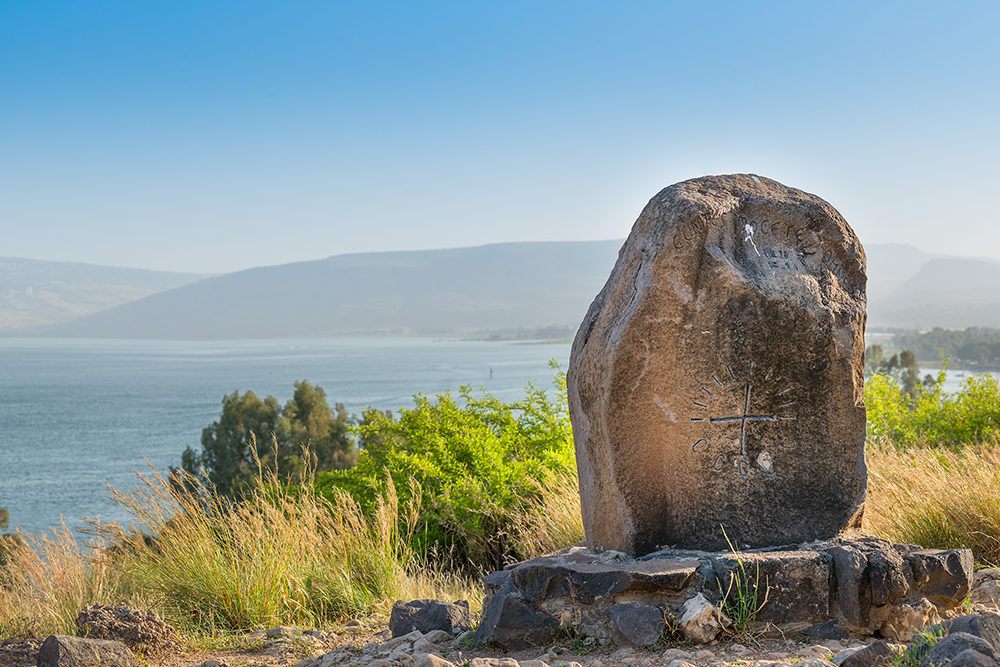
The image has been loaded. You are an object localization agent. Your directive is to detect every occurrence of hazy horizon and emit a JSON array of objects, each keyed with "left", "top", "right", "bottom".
[
  {"left": 3, "top": 2, "right": 998, "bottom": 274},
  {"left": 6, "top": 238, "right": 1000, "bottom": 278}
]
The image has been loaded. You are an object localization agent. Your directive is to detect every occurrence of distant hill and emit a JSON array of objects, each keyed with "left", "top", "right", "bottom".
[
  {"left": 47, "top": 241, "right": 624, "bottom": 339},
  {"left": 14, "top": 240, "right": 1000, "bottom": 339},
  {"left": 866, "top": 258, "right": 1000, "bottom": 329},
  {"left": 862, "top": 243, "right": 945, "bottom": 304},
  {"left": 0, "top": 258, "right": 211, "bottom": 333}
]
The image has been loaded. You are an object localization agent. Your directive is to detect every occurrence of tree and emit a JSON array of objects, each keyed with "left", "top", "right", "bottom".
[
  {"left": 865, "top": 345, "right": 923, "bottom": 399},
  {"left": 182, "top": 381, "right": 356, "bottom": 498},
  {"left": 865, "top": 344, "right": 886, "bottom": 377},
  {"left": 897, "top": 350, "right": 921, "bottom": 399},
  {"left": 277, "top": 381, "right": 356, "bottom": 475}
]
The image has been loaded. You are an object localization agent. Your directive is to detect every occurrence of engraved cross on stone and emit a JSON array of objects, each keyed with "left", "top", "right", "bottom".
[{"left": 709, "top": 381, "right": 775, "bottom": 458}]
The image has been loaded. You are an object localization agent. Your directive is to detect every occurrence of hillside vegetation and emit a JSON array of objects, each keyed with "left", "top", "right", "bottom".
[{"left": 0, "top": 258, "right": 209, "bottom": 333}]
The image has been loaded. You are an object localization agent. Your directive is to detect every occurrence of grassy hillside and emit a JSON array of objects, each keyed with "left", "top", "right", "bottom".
[{"left": 0, "top": 258, "right": 211, "bottom": 334}]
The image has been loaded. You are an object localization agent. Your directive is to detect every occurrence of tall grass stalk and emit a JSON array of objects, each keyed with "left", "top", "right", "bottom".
[
  {"left": 0, "top": 522, "right": 128, "bottom": 638},
  {"left": 93, "top": 463, "right": 412, "bottom": 633},
  {"left": 505, "top": 472, "right": 584, "bottom": 561},
  {"left": 717, "top": 527, "right": 768, "bottom": 638},
  {"left": 866, "top": 443, "right": 1000, "bottom": 566}
]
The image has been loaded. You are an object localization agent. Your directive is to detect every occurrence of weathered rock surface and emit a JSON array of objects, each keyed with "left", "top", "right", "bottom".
[
  {"left": 473, "top": 589, "right": 559, "bottom": 650},
  {"left": 568, "top": 174, "right": 868, "bottom": 555},
  {"left": 890, "top": 614, "right": 1000, "bottom": 667},
  {"left": 878, "top": 598, "right": 941, "bottom": 642},
  {"left": 74, "top": 605, "right": 179, "bottom": 653},
  {"left": 607, "top": 603, "right": 663, "bottom": 646},
  {"left": 934, "top": 614, "right": 1000, "bottom": 651},
  {"left": 36, "top": 635, "right": 137, "bottom": 667},
  {"left": 839, "top": 640, "right": 894, "bottom": 667},
  {"left": 973, "top": 570, "right": 1000, "bottom": 607},
  {"left": 710, "top": 548, "right": 830, "bottom": 623},
  {"left": 677, "top": 593, "right": 728, "bottom": 643},
  {"left": 908, "top": 549, "right": 975, "bottom": 606},
  {"left": 389, "top": 600, "right": 469, "bottom": 637},
  {"left": 474, "top": 539, "right": 973, "bottom": 647},
  {"left": 920, "top": 633, "right": 1000, "bottom": 667}
]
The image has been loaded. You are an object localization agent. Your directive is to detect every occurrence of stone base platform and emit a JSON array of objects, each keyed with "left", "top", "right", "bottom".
[{"left": 473, "top": 535, "right": 973, "bottom": 649}]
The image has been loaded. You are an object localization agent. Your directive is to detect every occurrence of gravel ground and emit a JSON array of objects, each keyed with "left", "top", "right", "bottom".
[{"left": 0, "top": 621, "right": 886, "bottom": 667}]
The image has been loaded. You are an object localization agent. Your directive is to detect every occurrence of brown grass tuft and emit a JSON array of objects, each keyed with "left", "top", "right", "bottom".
[{"left": 866, "top": 443, "right": 1000, "bottom": 566}]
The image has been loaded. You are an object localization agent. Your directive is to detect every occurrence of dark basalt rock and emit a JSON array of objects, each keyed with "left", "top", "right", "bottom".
[
  {"left": 510, "top": 550, "right": 700, "bottom": 604},
  {"left": 840, "top": 640, "right": 895, "bottom": 667},
  {"left": 473, "top": 589, "right": 559, "bottom": 650},
  {"left": 608, "top": 603, "right": 664, "bottom": 647},
  {"left": 801, "top": 620, "right": 849, "bottom": 640},
  {"left": 920, "top": 633, "right": 1000, "bottom": 667},
  {"left": 709, "top": 549, "right": 831, "bottom": 624},
  {"left": 907, "top": 549, "right": 974, "bottom": 607},
  {"left": 474, "top": 541, "right": 975, "bottom": 648},
  {"left": 388, "top": 599, "right": 470, "bottom": 638}
]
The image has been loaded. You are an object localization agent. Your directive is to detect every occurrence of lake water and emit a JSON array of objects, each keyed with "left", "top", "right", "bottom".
[
  {"left": 0, "top": 337, "right": 571, "bottom": 534},
  {"left": 4, "top": 339, "right": 991, "bottom": 536},
  {"left": 920, "top": 368, "right": 1000, "bottom": 392}
]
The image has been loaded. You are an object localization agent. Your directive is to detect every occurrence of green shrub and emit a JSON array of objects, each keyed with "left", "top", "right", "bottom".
[
  {"left": 316, "top": 362, "right": 578, "bottom": 572},
  {"left": 865, "top": 367, "right": 1000, "bottom": 564},
  {"left": 865, "top": 368, "right": 1000, "bottom": 449}
]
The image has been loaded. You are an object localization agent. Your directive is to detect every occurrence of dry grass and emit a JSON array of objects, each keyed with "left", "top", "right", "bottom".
[
  {"left": 92, "top": 465, "right": 411, "bottom": 633},
  {"left": 866, "top": 443, "right": 1000, "bottom": 566},
  {"left": 1, "top": 464, "right": 490, "bottom": 642},
  {"left": 508, "top": 473, "right": 584, "bottom": 561},
  {"left": 0, "top": 522, "right": 131, "bottom": 638}
]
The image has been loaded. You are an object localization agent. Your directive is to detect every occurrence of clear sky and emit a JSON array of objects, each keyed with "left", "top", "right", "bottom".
[{"left": 2, "top": 1, "right": 997, "bottom": 274}]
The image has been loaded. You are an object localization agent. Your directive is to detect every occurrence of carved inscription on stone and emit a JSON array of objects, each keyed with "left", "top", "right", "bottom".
[{"left": 686, "top": 361, "right": 798, "bottom": 478}]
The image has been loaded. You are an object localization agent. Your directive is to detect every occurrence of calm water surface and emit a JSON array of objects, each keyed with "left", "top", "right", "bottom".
[{"left": 0, "top": 337, "right": 570, "bottom": 534}]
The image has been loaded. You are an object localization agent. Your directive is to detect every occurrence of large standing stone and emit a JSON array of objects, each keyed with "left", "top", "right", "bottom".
[{"left": 568, "top": 174, "right": 867, "bottom": 555}]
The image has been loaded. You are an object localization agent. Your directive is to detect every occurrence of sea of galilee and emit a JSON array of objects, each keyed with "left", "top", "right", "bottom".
[{"left": 0, "top": 337, "right": 571, "bottom": 534}]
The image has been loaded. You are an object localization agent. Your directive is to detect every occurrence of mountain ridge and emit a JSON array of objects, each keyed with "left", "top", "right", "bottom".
[
  {"left": 43, "top": 241, "right": 623, "bottom": 339},
  {"left": 8, "top": 241, "right": 1000, "bottom": 339}
]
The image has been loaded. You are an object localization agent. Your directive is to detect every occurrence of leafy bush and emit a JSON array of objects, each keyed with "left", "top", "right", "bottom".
[
  {"left": 866, "top": 369, "right": 1000, "bottom": 449},
  {"left": 864, "top": 366, "right": 1000, "bottom": 564},
  {"left": 316, "top": 363, "right": 580, "bottom": 572}
]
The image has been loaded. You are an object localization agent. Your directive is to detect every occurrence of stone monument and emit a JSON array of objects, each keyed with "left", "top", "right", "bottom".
[
  {"left": 473, "top": 176, "right": 975, "bottom": 647},
  {"left": 567, "top": 174, "right": 868, "bottom": 555}
]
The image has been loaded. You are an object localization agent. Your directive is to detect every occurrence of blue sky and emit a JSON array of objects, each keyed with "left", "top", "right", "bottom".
[{"left": 2, "top": 1, "right": 997, "bottom": 273}]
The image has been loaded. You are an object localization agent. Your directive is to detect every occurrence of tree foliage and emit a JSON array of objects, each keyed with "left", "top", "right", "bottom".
[
  {"left": 893, "top": 327, "right": 1000, "bottom": 365},
  {"left": 865, "top": 345, "right": 930, "bottom": 399},
  {"left": 866, "top": 367, "right": 1000, "bottom": 449},
  {"left": 183, "top": 380, "right": 356, "bottom": 498},
  {"left": 316, "top": 362, "right": 575, "bottom": 572}
]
